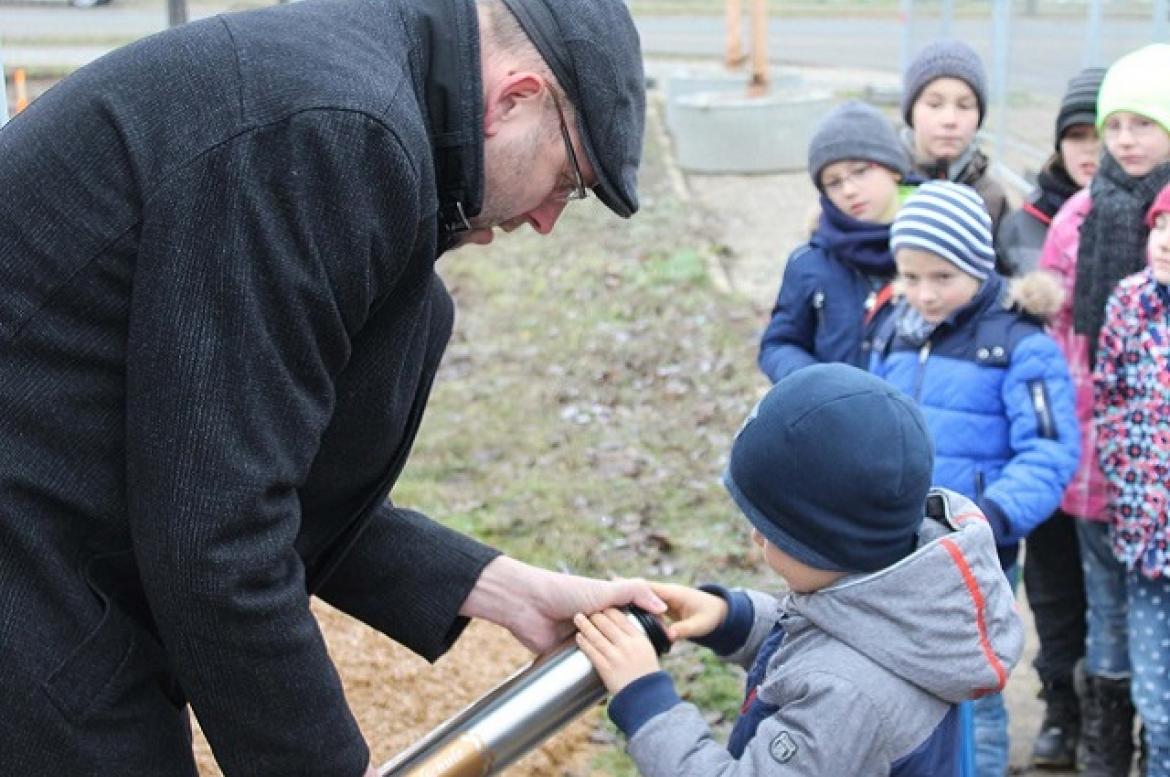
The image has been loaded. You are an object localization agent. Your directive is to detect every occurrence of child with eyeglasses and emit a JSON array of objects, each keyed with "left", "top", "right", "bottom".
[{"left": 757, "top": 100, "right": 917, "bottom": 384}]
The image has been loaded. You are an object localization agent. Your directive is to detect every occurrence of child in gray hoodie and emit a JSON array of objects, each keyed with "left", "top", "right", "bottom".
[{"left": 574, "top": 363, "right": 1024, "bottom": 776}]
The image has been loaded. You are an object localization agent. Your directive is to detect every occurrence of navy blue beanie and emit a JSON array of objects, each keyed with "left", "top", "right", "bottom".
[{"left": 723, "top": 364, "right": 934, "bottom": 573}]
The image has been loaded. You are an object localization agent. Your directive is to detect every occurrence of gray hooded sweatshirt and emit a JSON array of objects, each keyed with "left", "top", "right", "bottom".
[{"left": 607, "top": 489, "right": 1024, "bottom": 776}]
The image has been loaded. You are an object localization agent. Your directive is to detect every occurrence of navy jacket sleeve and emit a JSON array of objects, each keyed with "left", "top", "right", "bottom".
[
  {"left": 124, "top": 110, "right": 420, "bottom": 776},
  {"left": 758, "top": 246, "right": 819, "bottom": 383}
]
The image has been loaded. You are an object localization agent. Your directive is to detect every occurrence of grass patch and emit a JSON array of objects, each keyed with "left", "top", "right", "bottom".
[{"left": 394, "top": 104, "right": 774, "bottom": 770}]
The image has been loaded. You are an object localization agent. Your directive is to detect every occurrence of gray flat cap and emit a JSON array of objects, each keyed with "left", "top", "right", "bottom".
[{"left": 501, "top": 0, "right": 645, "bottom": 217}]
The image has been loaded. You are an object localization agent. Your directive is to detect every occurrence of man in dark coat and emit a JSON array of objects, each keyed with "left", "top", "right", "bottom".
[{"left": 0, "top": 0, "right": 660, "bottom": 774}]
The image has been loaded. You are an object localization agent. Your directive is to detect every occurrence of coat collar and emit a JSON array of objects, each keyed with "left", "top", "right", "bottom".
[{"left": 406, "top": 0, "right": 485, "bottom": 255}]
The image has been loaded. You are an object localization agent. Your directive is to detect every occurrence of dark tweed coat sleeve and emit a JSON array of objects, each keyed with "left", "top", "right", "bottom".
[
  {"left": 125, "top": 109, "right": 435, "bottom": 774},
  {"left": 0, "top": 4, "right": 504, "bottom": 771}
]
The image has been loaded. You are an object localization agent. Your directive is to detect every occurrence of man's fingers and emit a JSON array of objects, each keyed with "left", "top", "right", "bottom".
[
  {"left": 628, "top": 581, "right": 667, "bottom": 614},
  {"left": 607, "top": 577, "right": 666, "bottom": 614}
]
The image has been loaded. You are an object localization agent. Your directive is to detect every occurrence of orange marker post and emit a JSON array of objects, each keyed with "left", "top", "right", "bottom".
[
  {"left": 725, "top": 0, "right": 745, "bottom": 69},
  {"left": 14, "top": 67, "right": 28, "bottom": 114},
  {"left": 747, "top": 0, "right": 769, "bottom": 96}
]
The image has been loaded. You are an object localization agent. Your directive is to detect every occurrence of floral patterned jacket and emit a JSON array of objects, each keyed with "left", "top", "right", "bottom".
[{"left": 1094, "top": 270, "right": 1170, "bottom": 579}]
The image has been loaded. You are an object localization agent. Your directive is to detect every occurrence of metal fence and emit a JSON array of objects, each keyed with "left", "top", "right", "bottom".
[{"left": 635, "top": 1, "right": 1169, "bottom": 190}]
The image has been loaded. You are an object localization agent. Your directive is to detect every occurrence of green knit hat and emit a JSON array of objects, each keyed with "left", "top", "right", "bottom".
[{"left": 1097, "top": 43, "right": 1170, "bottom": 134}]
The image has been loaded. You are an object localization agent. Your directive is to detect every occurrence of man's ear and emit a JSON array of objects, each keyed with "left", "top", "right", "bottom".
[{"left": 483, "top": 71, "right": 545, "bottom": 137}]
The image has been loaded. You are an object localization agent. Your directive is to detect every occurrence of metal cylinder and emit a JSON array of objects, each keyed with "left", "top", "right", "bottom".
[{"left": 378, "top": 607, "right": 670, "bottom": 777}]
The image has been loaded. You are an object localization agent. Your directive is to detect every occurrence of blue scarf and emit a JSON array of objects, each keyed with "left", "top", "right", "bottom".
[{"left": 812, "top": 196, "right": 897, "bottom": 276}]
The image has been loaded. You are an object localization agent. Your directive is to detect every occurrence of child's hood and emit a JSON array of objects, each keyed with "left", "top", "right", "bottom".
[{"left": 783, "top": 488, "right": 1024, "bottom": 704}]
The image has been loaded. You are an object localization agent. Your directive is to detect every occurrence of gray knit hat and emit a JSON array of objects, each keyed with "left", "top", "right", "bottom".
[
  {"left": 891, "top": 181, "right": 996, "bottom": 279},
  {"left": 807, "top": 100, "right": 911, "bottom": 187},
  {"left": 1055, "top": 67, "right": 1106, "bottom": 148},
  {"left": 901, "top": 39, "right": 988, "bottom": 128}
]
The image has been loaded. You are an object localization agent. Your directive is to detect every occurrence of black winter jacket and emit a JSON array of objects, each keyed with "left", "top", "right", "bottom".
[{"left": 0, "top": 0, "right": 496, "bottom": 774}]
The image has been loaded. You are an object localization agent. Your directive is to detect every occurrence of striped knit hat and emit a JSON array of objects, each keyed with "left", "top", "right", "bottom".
[
  {"left": 891, "top": 181, "right": 996, "bottom": 279},
  {"left": 1055, "top": 67, "right": 1106, "bottom": 148}
]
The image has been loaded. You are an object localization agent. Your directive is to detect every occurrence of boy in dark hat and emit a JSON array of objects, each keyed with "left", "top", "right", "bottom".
[{"left": 574, "top": 363, "right": 1024, "bottom": 776}]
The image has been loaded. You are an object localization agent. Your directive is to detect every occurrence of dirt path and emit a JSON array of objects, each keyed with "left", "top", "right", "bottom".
[{"left": 193, "top": 605, "right": 600, "bottom": 775}]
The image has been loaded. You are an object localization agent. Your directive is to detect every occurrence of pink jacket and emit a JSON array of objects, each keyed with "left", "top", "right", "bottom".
[{"left": 1038, "top": 189, "right": 1110, "bottom": 521}]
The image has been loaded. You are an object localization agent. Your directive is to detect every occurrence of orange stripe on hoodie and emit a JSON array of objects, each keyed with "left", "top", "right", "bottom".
[{"left": 940, "top": 536, "right": 1008, "bottom": 698}]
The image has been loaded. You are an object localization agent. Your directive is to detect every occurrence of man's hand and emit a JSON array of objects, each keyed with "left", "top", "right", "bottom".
[
  {"left": 573, "top": 609, "right": 661, "bottom": 694},
  {"left": 364, "top": 765, "right": 379, "bottom": 777},
  {"left": 459, "top": 556, "right": 666, "bottom": 654},
  {"left": 650, "top": 582, "right": 728, "bottom": 642}
]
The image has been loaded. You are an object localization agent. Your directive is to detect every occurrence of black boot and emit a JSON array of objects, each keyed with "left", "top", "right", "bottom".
[
  {"left": 1080, "top": 674, "right": 1136, "bottom": 777},
  {"left": 1031, "top": 676, "right": 1080, "bottom": 769}
]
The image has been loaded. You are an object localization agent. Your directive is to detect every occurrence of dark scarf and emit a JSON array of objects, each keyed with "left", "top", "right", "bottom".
[
  {"left": 813, "top": 195, "right": 897, "bottom": 277},
  {"left": 1028, "top": 155, "right": 1081, "bottom": 222},
  {"left": 1073, "top": 152, "right": 1170, "bottom": 351},
  {"left": 901, "top": 127, "right": 990, "bottom": 184}
]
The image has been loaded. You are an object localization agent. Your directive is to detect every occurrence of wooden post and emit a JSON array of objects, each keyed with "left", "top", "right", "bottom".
[
  {"left": 748, "top": 0, "right": 769, "bottom": 95},
  {"left": 14, "top": 68, "right": 28, "bottom": 114},
  {"left": 725, "top": 0, "right": 745, "bottom": 68},
  {"left": 0, "top": 43, "right": 8, "bottom": 126}
]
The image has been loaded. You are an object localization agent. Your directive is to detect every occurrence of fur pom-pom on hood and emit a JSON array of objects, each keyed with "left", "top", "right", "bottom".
[{"left": 1007, "top": 270, "right": 1064, "bottom": 321}]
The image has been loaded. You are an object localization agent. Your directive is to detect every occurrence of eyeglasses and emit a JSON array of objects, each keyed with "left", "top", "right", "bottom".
[
  {"left": 821, "top": 162, "right": 877, "bottom": 194},
  {"left": 547, "top": 87, "right": 589, "bottom": 203}
]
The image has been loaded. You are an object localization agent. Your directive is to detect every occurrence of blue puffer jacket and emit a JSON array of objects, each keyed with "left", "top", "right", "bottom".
[
  {"left": 758, "top": 196, "right": 902, "bottom": 383},
  {"left": 869, "top": 275, "right": 1080, "bottom": 569}
]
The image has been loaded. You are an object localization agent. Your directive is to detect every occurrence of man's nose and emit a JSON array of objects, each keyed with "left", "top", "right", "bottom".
[{"left": 527, "top": 200, "right": 569, "bottom": 235}]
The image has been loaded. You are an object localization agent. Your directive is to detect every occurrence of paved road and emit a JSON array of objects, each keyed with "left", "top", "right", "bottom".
[{"left": 1, "top": 4, "right": 1162, "bottom": 91}]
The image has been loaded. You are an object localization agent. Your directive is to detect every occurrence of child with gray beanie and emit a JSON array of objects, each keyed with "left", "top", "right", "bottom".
[
  {"left": 901, "top": 39, "right": 1012, "bottom": 245},
  {"left": 758, "top": 100, "right": 916, "bottom": 384},
  {"left": 871, "top": 180, "right": 1080, "bottom": 777},
  {"left": 574, "top": 362, "right": 1024, "bottom": 776}
]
